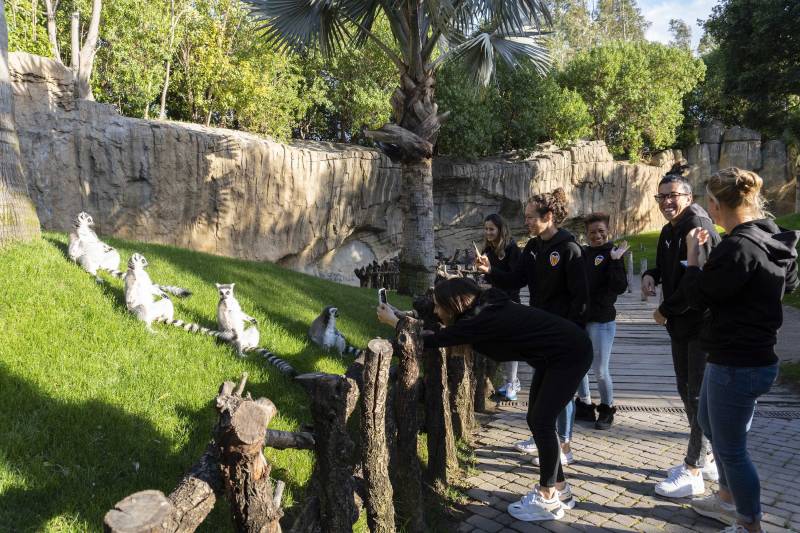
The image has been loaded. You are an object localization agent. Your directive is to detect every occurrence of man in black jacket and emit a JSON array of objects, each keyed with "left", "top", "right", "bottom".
[{"left": 642, "top": 169, "right": 721, "bottom": 498}]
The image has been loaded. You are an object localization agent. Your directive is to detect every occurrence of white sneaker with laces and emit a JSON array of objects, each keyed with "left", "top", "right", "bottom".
[
  {"left": 691, "top": 493, "right": 736, "bottom": 525},
  {"left": 655, "top": 464, "right": 705, "bottom": 498},
  {"left": 667, "top": 457, "right": 719, "bottom": 481},
  {"left": 507, "top": 487, "right": 565, "bottom": 521},
  {"left": 514, "top": 438, "right": 536, "bottom": 454},
  {"left": 533, "top": 450, "right": 574, "bottom": 466},
  {"left": 558, "top": 483, "right": 576, "bottom": 510}
]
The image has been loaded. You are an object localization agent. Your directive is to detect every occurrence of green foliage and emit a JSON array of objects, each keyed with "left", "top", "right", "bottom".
[
  {"left": 668, "top": 19, "right": 691, "bottom": 50},
  {"left": 561, "top": 40, "right": 706, "bottom": 161},
  {"left": 436, "top": 62, "right": 591, "bottom": 159},
  {"left": 4, "top": 0, "right": 51, "bottom": 56},
  {"left": 700, "top": 0, "right": 800, "bottom": 142},
  {"left": 0, "top": 233, "right": 411, "bottom": 531}
]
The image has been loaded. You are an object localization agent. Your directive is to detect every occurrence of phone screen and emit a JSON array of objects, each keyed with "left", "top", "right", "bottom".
[{"left": 378, "top": 288, "right": 388, "bottom": 305}]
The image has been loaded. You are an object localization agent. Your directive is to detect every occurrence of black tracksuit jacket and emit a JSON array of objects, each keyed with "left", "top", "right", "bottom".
[
  {"left": 643, "top": 204, "right": 721, "bottom": 339},
  {"left": 583, "top": 243, "right": 628, "bottom": 323},
  {"left": 483, "top": 240, "right": 521, "bottom": 303},
  {"left": 488, "top": 228, "right": 590, "bottom": 325},
  {"left": 423, "top": 289, "right": 593, "bottom": 369},
  {"left": 680, "top": 219, "right": 799, "bottom": 366}
]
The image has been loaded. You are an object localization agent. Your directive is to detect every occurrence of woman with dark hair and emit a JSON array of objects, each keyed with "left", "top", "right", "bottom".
[
  {"left": 475, "top": 188, "right": 590, "bottom": 463},
  {"left": 681, "top": 168, "right": 798, "bottom": 533},
  {"left": 481, "top": 213, "right": 522, "bottom": 400},
  {"left": 377, "top": 278, "right": 592, "bottom": 522}
]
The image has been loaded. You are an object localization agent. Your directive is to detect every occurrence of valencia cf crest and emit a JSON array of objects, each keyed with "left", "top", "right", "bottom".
[
  {"left": 549, "top": 251, "right": 560, "bottom": 267},
  {"left": 594, "top": 255, "right": 605, "bottom": 266}
]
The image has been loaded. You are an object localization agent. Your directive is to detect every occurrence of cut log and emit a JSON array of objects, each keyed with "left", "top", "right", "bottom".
[
  {"left": 104, "top": 490, "right": 176, "bottom": 533},
  {"left": 447, "top": 344, "right": 475, "bottom": 443}
]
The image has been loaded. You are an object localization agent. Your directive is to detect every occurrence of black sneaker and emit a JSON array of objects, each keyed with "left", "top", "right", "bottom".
[
  {"left": 574, "top": 398, "right": 597, "bottom": 422},
  {"left": 595, "top": 403, "right": 616, "bottom": 430}
]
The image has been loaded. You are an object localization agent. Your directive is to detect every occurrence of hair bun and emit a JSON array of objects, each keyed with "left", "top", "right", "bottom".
[
  {"left": 736, "top": 172, "right": 762, "bottom": 193},
  {"left": 552, "top": 187, "right": 567, "bottom": 203}
]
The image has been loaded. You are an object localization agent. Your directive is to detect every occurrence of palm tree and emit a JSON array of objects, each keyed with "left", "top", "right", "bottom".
[
  {"left": 1, "top": 0, "right": 41, "bottom": 247},
  {"left": 244, "top": 0, "right": 552, "bottom": 294}
]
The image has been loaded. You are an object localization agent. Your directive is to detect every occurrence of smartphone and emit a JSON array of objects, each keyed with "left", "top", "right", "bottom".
[
  {"left": 472, "top": 241, "right": 482, "bottom": 257},
  {"left": 378, "top": 288, "right": 388, "bottom": 305}
]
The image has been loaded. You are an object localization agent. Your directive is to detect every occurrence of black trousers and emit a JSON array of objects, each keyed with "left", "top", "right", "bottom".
[
  {"left": 527, "top": 352, "right": 592, "bottom": 487},
  {"left": 670, "top": 336, "right": 711, "bottom": 467}
]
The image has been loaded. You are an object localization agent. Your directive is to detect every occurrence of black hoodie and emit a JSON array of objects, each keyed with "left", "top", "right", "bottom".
[
  {"left": 583, "top": 243, "right": 628, "bottom": 323},
  {"left": 643, "top": 204, "right": 721, "bottom": 338},
  {"left": 483, "top": 240, "right": 521, "bottom": 303},
  {"left": 488, "top": 228, "right": 590, "bottom": 325},
  {"left": 422, "top": 288, "right": 592, "bottom": 369},
  {"left": 680, "top": 219, "right": 799, "bottom": 366}
]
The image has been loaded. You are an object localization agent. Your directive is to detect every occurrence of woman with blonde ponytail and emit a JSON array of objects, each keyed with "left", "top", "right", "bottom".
[{"left": 682, "top": 168, "right": 799, "bottom": 533}]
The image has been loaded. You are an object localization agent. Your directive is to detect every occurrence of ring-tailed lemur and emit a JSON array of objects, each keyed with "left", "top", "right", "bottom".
[
  {"left": 308, "top": 306, "right": 363, "bottom": 357},
  {"left": 68, "top": 212, "right": 191, "bottom": 297},
  {"left": 216, "top": 283, "right": 260, "bottom": 357},
  {"left": 69, "top": 211, "right": 121, "bottom": 281},
  {"left": 124, "top": 253, "right": 174, "bottom": 331}
]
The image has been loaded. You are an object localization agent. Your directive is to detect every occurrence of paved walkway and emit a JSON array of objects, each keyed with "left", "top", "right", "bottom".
[{"left": 458, "top": 283, "right": 800, "bottom": 533}]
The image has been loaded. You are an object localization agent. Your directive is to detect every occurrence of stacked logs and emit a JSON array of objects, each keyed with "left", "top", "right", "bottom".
[{"left": 354, "top": 259, "right": 400, "bottom": 290}]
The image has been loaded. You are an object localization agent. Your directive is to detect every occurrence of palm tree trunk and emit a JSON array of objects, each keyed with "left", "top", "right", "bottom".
[
  {"left": 1, "top": 0, "right": 41, "bottom": 246},
  {"left": 399, "top": 158, "right": 435, "bottom": 295}
]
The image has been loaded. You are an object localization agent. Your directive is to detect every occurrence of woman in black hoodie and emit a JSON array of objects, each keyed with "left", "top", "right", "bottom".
[
  {"left": 681, "top": 168, "right": 798, "bottom": 533},
  {"left": 377, "top": 278, "right": 592, "bottom": 522},
  {"left": 475, "top": 188, "right": 590, "bottom": 463},
  {"left": 481, "top": 213, "right": 522, "bottom": 400}
]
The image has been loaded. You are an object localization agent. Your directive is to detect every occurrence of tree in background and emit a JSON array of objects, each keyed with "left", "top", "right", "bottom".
[
  {"left": 702, "top": 0, "right": 800, "bottom": 142},
  {"left": 668, "top": 18, "right": 691, "bottom": 50},
  {"left": 244, "top": 0, "right": 553, "bottom": 295},
  {"left": 561, "top": 40, "right": 705, "bottom": 161},
  {"left": 593, "top": 0, "right": 649, "bottom": 42},
  {"left": 1, "top": 0, "right": 41, "bottom": 246}
]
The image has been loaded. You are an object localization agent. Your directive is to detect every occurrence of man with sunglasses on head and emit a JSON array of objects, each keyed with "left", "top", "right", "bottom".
[{"left": 642, "top": 163, "right": 721, "bottom": 499}]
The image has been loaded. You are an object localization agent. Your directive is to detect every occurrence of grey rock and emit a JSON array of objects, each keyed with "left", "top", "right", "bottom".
[
  {"left": 719, "top": 140, "right": 762, "bottom": 171},
  {"left": 699, "top": 120, "right": 725, "bottom": 144},
  {"left": 723, "top": 125, "right": 761, "bottom": 143}
]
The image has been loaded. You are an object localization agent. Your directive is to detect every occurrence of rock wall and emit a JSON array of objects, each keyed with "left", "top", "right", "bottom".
[
  {"left": 10, "top": 51, "right": 687, "bottom": 283},
  {"left": 686, "top": 121, "right": 795, "bottom": 213}
]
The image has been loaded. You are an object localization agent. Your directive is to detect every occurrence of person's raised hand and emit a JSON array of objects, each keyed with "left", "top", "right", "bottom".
[
  {"left": 610, "top": 240, "right": 630, "bottom": 261},
  {"left": 641, "top": 274, "right": 656, "bottom": 299},
  {"left": 474, "top": 254, "right": 491, "bottom": 274}
]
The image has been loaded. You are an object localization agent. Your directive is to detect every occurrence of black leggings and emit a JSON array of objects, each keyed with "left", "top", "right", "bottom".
[{"left": 527, "top": 353, "right": 592, "bottom": 487}]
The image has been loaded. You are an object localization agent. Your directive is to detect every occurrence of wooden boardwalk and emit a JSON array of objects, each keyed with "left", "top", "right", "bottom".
[{"left": 512, "top": 280, "right": 800, "bottom": 409}]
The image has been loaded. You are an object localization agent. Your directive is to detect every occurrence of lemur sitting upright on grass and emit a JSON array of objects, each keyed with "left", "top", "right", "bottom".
[
  {"left": 216, "top": 283, "right": 260, "bottom": 357},
  {"left": 68, "top": 211, "right": 191, "bottom": 297},
  {"left": 124, "top": 253, "right": 175, "bottom": 332},
  {"left": 308, "top": 305, "right": 363, "bottom": 357},
  {"left": 68, "top": 212, "right": 121, "bottom": 281}
]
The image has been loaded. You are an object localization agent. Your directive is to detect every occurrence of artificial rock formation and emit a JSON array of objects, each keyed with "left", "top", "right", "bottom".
[{"left": 13, "top": 52, "right": 792, "bottom": 284}]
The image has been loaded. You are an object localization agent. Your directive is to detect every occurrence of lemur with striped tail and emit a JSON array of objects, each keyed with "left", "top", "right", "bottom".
[
  {"left": 308, "top": 306, "right": 363, "bottom": 357},
  {"left": 216, "top": 283, "right": 260, "bottom": 357},
  {"left": 68, "top": 212, "right": 191, "bottom": 297},
  {"left": 124, "top": 253, "right": 175, "bottom": 332}
]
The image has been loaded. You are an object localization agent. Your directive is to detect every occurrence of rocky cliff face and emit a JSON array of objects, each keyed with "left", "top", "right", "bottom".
[{"left": 12, "top": 51, "right": 757, "bottom": 284}]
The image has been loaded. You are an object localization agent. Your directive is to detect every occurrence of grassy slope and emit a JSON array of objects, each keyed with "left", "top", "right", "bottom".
[{"left": 0, "top": 233, "right": 410, "bottom": 532}]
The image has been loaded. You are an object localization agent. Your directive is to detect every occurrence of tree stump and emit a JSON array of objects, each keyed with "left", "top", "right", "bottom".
[
  {"left": 104, "top": 490, "right": 176, "bottom": 533},
  {"left": 473, "top": 352, "right": 496, "bottom": 413},
  {"left": 393, "top": 316, "right": 426, "bottom": 532},
  {"left": 447, "top": 344, "right": 475, "bottom": 443},
  {"left": 296, "top": 372, "right": 359, "bottom": 531},
  {"left": 360, "top": 339, "right": 395, "bottom": 533}
]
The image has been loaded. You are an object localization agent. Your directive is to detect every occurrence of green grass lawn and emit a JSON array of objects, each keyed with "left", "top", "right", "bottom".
[{"left": 0, "top": 233, "right": 411, "bottom": 532}]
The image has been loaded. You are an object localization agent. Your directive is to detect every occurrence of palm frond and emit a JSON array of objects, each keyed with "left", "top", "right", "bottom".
[{"left": 243, "top": 0, "right": 350, "bottom": 56}]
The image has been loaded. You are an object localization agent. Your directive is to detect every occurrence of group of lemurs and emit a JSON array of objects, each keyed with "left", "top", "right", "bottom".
[{"left": 67, "top": 212, "right": 361, "bottom": 364}]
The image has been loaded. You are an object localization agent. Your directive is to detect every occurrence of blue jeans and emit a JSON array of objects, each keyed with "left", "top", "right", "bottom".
[
  {"left": 556, "top": 397, "right": 575, "bottom": 442},
  {"left": 578, "top": 321, "right": 616, "bottom": 405},
  {"left": 698, "top": 362, "right": 779, "bottom": 525}
]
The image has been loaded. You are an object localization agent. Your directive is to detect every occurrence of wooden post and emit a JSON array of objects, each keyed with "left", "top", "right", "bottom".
[
  {"left": 625, "top": 252, "right": 634, "bottom": 294},
  {"left": 393, "top": 316, "right": 426, "bottom": 532},
  {"left": 296, "top": 372, "right": 359, "bottom": 532},
  {"left": 447, "top": 344, "right": 475, "bottom": 443},
  {"left": 104, "top": 374, "right": 287, "bottom": 533},
  {"left": 413, "top": 295, "right": 457, "bottom": 486},
  {"left": 361, "top": 339, "right": 395, "bottom": 533}
]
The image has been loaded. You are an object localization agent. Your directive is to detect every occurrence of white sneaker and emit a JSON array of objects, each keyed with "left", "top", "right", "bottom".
[
  {"left": 668, "top": 458, "right": 719, "bottom": 482},
  {"left": 507, "top": 487, "right": 565, "bottom": 521},
  {"left": 655, "top": 465, "right": 705, "bottom": 498},
  {"left": 691, "top": 494, "right": 736, "bottom": 526},
  {"left": 514, "top": 438, "right": 536, "bottom": 454},
  {"left": 533, "top": 450, "right": 574, "bottom": 466},
  {"left": 558, "top": 483, "right": 576, "bottom": 510}
]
